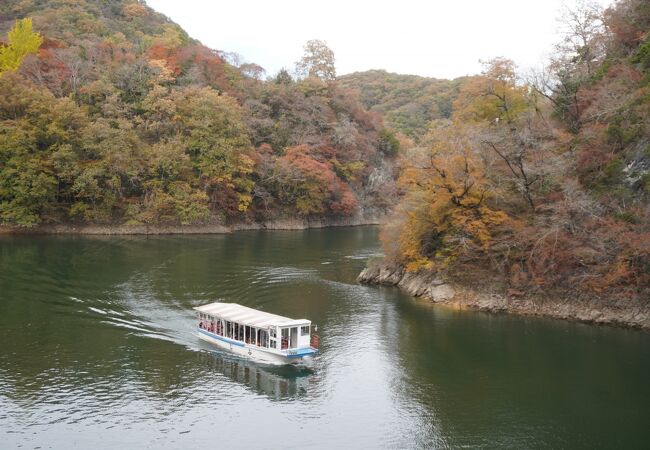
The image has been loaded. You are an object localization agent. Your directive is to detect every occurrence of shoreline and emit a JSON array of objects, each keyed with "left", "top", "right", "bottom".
[
  {"left": 358, "top": 262, "right": 650, "bottom": 330},
  {"left": 0, "top": 215, "right": 383, "bottom": 235}
]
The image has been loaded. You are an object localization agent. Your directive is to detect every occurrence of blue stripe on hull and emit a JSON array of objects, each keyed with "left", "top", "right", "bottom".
[
  {"left": 286, "top": 348, "right": 319, "bottom": 358},
  {"left": 198, "top": 328, "right": 318, "bottom": 360}
]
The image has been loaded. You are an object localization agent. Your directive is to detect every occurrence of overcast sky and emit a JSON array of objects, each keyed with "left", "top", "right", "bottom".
[{"left": 146, "top": 0, "right": 614, "bottom": 80}]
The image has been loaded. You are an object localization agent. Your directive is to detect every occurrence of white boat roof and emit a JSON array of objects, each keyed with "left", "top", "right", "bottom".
[{"left": 193, "top": 302, "right": 310, "bottom": 329}]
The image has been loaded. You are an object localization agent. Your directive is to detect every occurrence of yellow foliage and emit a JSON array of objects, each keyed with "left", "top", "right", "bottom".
[
  {"left": 0, "top": 18, "right": 42, "bottom": 75},
  {"left": 332, "top": 158, "right": 365, "bottom": 181},
  {"left": 121, "top": 3, "right": 149, "bottom": 19},
  {"left": 148, "top": 59, "right": 175, "bottom": 83},
  {"left": 393, "top": 123, "right": 508, "bottom": 271},
  {"left": 452, "top": 58, "right": 528, "bottom": 124}
]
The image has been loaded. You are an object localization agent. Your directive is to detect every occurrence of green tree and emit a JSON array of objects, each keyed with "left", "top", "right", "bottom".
[
  {"left": 173, "top": 87, "right": 255, "bottom": 214},
  {"left": 0, "top": 74, "right": 87, "bottom": 226},
  {"left": 378, "top": 128, "right": 400, "bottom": 156}
]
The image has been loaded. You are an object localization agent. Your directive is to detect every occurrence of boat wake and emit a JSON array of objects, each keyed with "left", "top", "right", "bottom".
[{"left": 74, "top": 266, "right": 200, "bottom": 351}]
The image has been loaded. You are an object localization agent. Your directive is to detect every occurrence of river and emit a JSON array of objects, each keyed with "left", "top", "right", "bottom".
[{"left": 1, "top": 226, "right": 649, "bottom": 448}]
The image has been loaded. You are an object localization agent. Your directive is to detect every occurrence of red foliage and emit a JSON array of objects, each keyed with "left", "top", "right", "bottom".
[
  {"left": 276, "top": 145, "right": 357, "bottom": 216},
  {"left": 175, "top": 45, "right": 231, "bottom": 93},
  {"left": 280, "top": 145, "right": 335, "bottom": 182},
  {"left": 604, "top": 0, "right": 650, "bottom": 49},
  {"left": 148, "top": 43, "right": 181, "bottom": 75},
  {"left": 19, "top": 45, "right": 71, "bottom": 96},
  {"left": 309, "top": 145, "right": 338, "bottom": 160},
  {"left": 329, "top": 180, "right": 358, "bottom": 215},
  {"left": 575, "top": 124, "right": 614, "bottom": 183},
  {"left": 508, "top": 214, "right": 650, "bottom": 298}
]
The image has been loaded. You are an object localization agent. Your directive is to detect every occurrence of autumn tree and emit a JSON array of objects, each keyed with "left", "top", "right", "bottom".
[
  {"left": 271, "top": 145, "right": 356, "bottom": 216},
  {"left": 172, "top": 87, "right": 255, "bottom": 215},
  {"left": 452, "top": 58, "right": 552, "bottom": 211},
  {"left": 0, "top": 74, "right": 87, "bottom": 226},
  {"left": 385, "top": 123, "right": 508, "bottom": 271},
  {"left": 295, "top": 39, "right": 336, "bottom": 81},
  {"left": 530, "top": 1, "right": 607, "bottom": 132},
  {"left": 0, "top": 18, "right": 42, "bottom": 75},
  {"left": 556, "top": 0, "right": 606, "bottom": 77},
  {"left": 0, "top": 0, "right": 393, "bottom": 229},
  {"left": 453, "top": 58, "right": 527, "bottom": 125},
  {"left": 240, "top": 63, "right": 266, "bottom": 80}
]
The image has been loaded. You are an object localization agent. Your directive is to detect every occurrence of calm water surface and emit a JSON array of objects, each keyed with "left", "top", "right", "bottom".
[{"left": 1, "top": 227, "right": 649, "bottom": 449}]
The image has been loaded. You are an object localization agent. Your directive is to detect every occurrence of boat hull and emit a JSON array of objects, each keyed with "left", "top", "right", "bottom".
[{"left": 197, "top": 329, "right": 315, "bottom": 365}]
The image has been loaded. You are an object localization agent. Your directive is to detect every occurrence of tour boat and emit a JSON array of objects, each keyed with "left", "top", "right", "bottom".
[{"left": 194, "top": 302, "right": 319, "bottom": 365}]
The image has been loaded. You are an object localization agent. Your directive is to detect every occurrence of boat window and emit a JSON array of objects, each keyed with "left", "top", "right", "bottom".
[
  {"left": 269, "top": 327, "right": 276, "bottom": 339},
  {"left": 280, "top": 328, "right": 289, "bottom": 350},
  {"left": 244, "top": 326, "right": 256, "bottom": 345},
  {"left": 301, "top": 325, "right": 310, "bottom": 336},
  {"left": 269, "top": 339, "right": 276, "bottom": 349},
  {"left": 258, "top": 329, "right": 267, "bottom": 347}
]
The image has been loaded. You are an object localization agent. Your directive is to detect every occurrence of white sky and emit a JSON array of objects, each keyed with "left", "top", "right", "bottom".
[{"left": 146, "top": 0, "right": 614, "bottom": 80}]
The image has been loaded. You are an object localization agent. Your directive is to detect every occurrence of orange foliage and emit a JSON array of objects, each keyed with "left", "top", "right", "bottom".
[
  {"left": 274, "top": 145, "right": 357, "bottom": 217},
  {"left": 389, "top": 124, "right": 508, "bottom": 271}
]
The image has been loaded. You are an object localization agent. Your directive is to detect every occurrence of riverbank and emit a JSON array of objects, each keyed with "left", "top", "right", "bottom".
[
  {"left": 358, "top": 261, "right": 650, "bottom": 330},
  {"left": 0, "top": 214, "right": 383, "bottom": 235}
]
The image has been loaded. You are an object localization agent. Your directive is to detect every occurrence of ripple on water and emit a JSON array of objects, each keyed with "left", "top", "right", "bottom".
[{"left": 2, "top": 229, "right": 649, "bottom": 449}]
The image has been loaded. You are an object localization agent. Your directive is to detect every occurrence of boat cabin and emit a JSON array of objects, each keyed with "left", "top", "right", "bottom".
[{"left": 193, "top": 303, "right": 317, "bottom": 361}]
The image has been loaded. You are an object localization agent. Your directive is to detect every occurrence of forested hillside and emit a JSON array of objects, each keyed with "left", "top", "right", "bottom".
[
  {"left": 378, "top": 0, "right": 649, "bottom": 301},
  {"left": 338, "top": 70, "right": 466, "bottom": 140},
  {"left": 2, "top": 0, "right": 648, "bottom": 301},
  {"left": 0, "top": 0, "right": 399, "bottom": 227}
]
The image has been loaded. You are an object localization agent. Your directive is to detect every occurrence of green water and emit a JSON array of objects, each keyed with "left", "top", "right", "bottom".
[{"left": 0, "top": 227, "right": 649, "bottom": 448}]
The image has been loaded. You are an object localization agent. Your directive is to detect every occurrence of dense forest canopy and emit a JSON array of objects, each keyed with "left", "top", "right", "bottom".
[
  {"left": 0, "top": 0, "right": 399, "bottom": 227},
  {"left": 338, "top": 70, "right": 467, "bottom": 140},
  {"left": 0, "top": 0, "right": 648, "bottom": 300}
]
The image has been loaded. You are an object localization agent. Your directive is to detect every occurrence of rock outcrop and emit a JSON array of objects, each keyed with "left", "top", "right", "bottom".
[{"left": 358, "top": 262, "right": 650, "bottom": 330}]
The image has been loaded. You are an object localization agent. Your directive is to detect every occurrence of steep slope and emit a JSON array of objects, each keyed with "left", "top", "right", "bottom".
[
  {"left": 361, "top": 0, "right": 649, "bottom": 316},
  {"left": 0, "top": 0, "right": 398, "bottom": 228}
]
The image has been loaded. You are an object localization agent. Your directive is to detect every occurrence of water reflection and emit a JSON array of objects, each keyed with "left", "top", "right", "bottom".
[
  {"left": 1, "top": 227, "right": 649, "bottom": 449},
  {"left": 198, "top": 350, "right": 313, "bottom": 401}
]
